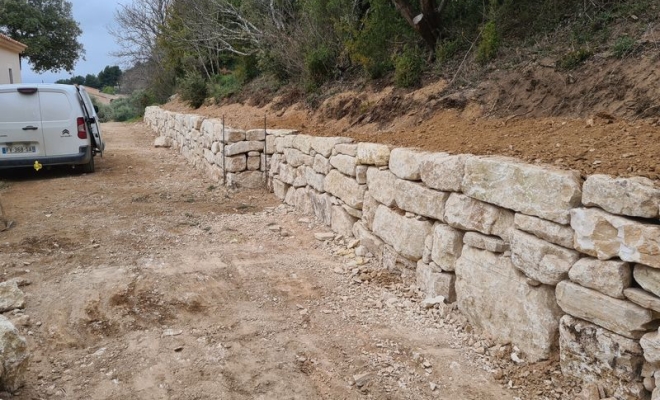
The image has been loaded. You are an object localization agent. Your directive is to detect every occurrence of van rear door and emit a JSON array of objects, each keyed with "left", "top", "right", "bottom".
[
  {"left": 0, "top": 87, "right": 46, "bottom": 159},
  {"left": 76, "top": 87, "right": 104, "bottom": 154},
  {"left": 38, "top": 88, "right": 84, "bottom": 157}
]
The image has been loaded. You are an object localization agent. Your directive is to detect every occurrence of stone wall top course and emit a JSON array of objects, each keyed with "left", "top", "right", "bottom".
[
  {"left": 311, "top": 137, "right": 354, "bottom": 158},
  {"left": 357, "top": 143, "right": 391, "bottom": 166},
  {"left": 419, "top": 153, "right": 467, "bottom": 192},
  {"left": 583, "top": 174, "right": 660, "bottom": 219},
  {"left": 389, "top": 148, "right": 428, "bottom": 181}
]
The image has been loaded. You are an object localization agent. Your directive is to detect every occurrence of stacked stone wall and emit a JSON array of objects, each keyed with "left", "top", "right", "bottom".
[{"left": 145, "top": 106, "right": 660, "bottom": 399}]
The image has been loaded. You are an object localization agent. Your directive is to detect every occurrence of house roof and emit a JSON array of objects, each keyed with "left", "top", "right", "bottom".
[{"left": 0, "top": 33, "right": 27, "bottom": 53}]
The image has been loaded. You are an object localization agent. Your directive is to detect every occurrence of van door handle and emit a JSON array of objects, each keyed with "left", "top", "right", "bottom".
[{"left": 22, "top": 126, "right": 39, "bottom": 131}]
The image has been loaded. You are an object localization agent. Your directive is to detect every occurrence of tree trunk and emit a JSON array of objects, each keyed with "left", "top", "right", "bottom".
[{"left": 392, "top": 0, "right": 448, "bottom": 51}]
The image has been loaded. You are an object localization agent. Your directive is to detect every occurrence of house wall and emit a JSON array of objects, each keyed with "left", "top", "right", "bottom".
[{"left": 0, "top": 47, "right": 21, "bottom": 84}]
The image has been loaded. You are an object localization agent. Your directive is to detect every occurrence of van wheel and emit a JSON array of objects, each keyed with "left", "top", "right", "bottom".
[{"left": 80, "top": 156, "right": 95, "bottom": 173}]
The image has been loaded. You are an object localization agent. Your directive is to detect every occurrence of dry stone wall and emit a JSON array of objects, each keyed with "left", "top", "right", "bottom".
[{"left": 145, "top": 106, "right": 660, "bottom": 400}]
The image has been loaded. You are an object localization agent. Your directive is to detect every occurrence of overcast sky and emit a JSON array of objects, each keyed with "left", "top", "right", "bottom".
[{"left": 21, "top": 0, "right": 125, "bottom": 83}]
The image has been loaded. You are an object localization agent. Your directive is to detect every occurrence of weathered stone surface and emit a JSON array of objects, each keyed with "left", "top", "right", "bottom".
[
  {"left": 569, "top": 258, "right": 632, "bottom": 299},
  {"left": 463, "top": 157, "right": 582, "bottom": 224},
  {"left": 293, "top": 187, "right": 313, "bottom": 215},
  {"left": 0, "top": 281, "right": 24, "bottom": 313},
  {"left": 342, "top": 204, "right": 362, "bottom": 219},
  {"left": 0, "top": 315, "right": 29, "bottom": 392},
  {"left": 324, "top": 170, "right": 365, "bottom": 209},
  {"left": 389, "top": 148, "right": 428, "bottom": 180},
  {"left": 560, "top": 314, "right": 646, "bottom": 400},
  {"left": 154, "top": 136, "right": 171, "bottom": 148},
  {"left": 292, "top": 134, "right": 313, "bottom": 154},
  {"left": 227, "top": 171, "right": 264, "bottom": 189},
  {"left": 463, "top": 232, "right": 508, "bottom": 253},
  {"left": 381, "top": 244, "right": 417, "bottom": 271},
  {"left": 571, "top": 208, "right": 660, "bottom": 268},
  {"left": 419, "top": 153, "right": 467, "bottom": 192},
  {"left": 221, "top": 128, "right": 246, "bottom": 143},
  {"left": 331, "top": 206, "right": 357, "bottom": 238},
  {"left": 225, "top": 155, "right": 247, "bottom": 173},
  {"left": 313, "top": 154, "right": 333, "bottom": 175},
  {"left": 625, "top": 288, "right": 660, "bottom": 313},
  {"left": 511, "top": 230, "right": 580, "bottom": 285},
  {"left": 211, "top": 141, "right": 222, "bottom": 154},
  {"left": 279, "top": 164, "right": 306, "bottom": 187},
  {"left": 275, "top": 135, "right": 294, "bottom": 153},
  {"left": 357, "top": 143, "right": 391, "bottom": 166},
  {"left": 284, "top": 186, "right": 296, "bottom": 206},
  {"left": 373, "top": 205, "right": 432, "bottom": 260},
  {"left": 330, "top": 154, "right": 357, "bottom": 177},
  {"left": 634, "top": 264, "right": 660, "bottom": 298},
  {"left": 310, "top": 191, "right": 333, "bottom": 226},
  {"left": 245, "top": 129, "right": 266, "bottom": 141},
  {"left": 556, "top": 280, "right": 656, "bottom": 339},
  {"left": 225, "top": 141, "right": 264, "bottom": 156},
  {"left": 353, "top": 222, "right": 384, "bottom": 258},
  {"left": 431, "top": 224, "right": 464, "bottom": 272},
  {"left": 272, "top": 179, "right": 289, "bottom": 200},
  {"left": 361, "top": 191, "right": 378, "bottom": 231},
  {"left": 203, "top": 149, "right": 215, "bottom": 164},
  {"left": 394, "top": 179, "right": 449, "bottom": 221},
  {"left": 642, "top": 329, "right": 660, "bottom": 364},
  {"left": 247, "top": 156, "right": 260, "bottom": 171},
  {"left": 311, "top": 137, "right": 353, "bottom": 158},
  {"left": 335, "top": 143, "right": 358, "bottom": 157},
  {"left": 514, "top": 213, "right": 574, "bottom": 249},
  {"left": 366, "top": 168, "right": 397, "bottom": 207},
  {"left": 444, "top": 193, "right": 514, "bottom": 241},
  {"left": 417, "top": 262, "right": 456, "bottom": 302},
  {"left": 456, "top": 246, "right": 562, "bottom": 362},
  {"left": 284, "top": 148, "right": 313, "bottom": 168},
  {"left": 355, "top": 165, "right": 368, "bottom": 185},
  {"left": 584, "top": 174, "right": 660, "bottom": 219},
  {"left": 304, "top": 167, "right": 325, "bottom": 192}
]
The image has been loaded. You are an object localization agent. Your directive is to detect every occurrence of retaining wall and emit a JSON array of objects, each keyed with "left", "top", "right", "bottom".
[{"left": 145, "top": 106, "right": 660, "bottom": 400}]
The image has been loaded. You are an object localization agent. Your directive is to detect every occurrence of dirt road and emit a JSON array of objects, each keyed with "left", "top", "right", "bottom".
[{"left": 0, "top": 122, "right": 560, "bottom": 399}]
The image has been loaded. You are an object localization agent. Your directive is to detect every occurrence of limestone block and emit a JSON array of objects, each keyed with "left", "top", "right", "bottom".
[
  {"left": 324, "top": 170, "right": 365, "bottom": 209},
  {"left": 342, "top": 204, "right": 362, "bottom": 219},
  {"left": 417, "top": 261, "right": 456, "bottom": 302},
  {"left": 419, "top": 153, "right": 468, "bottom": 192},
  {"left": 293, "top": 187, "right": 313, "bottom": 215},
  {"left": 463, "top": 232, "right": 509, "bottom": 253},
  {"left": 455, "top": 246, "right": 562, "bottom": 362},
  {"left": 222, "top": 128, "right": 246, "bottom": 143},
  {"left": 311, "top": 137, "right": 353, "bottom": 158},
  {"left": 284, "top": 148, "right": 313, "bottom": 168},
  {"left": 353, "top": 222, "right": 384, "bottom": 259},
  {"left": 373, "top": 205, "right": 433, "bottom": 260},
  {"left": 204, "top": 149, "right": 215, "bottom": 164},
  {"left": 226, "top": 171, "right": 264, "bottom": 189},
  {"left": 154, "top": 136, "right": 171, "bottom": 148},
  {"left": 331, "top": 206, "right": 357, "bottom": 238},
  {"left": 313, "top": 154, "right": 333, "bottom": 175},
  {"left": 309, "top": 191, "right": 333, "bottom": 226},
  {"left": 304, "top": 167, "right": 325, "bottom": 193},
  {"left": 431, "top": 224, "right": 464, "bottom": 272},
  {"left": 625, "top": 288, "right": 660, "bottom": 313},
  {"left": 423, "top": 235, "right": 433, "bottom": 263},
  {"left": 211, "top": 141, "right": 222, "bottom": 154},
  {"left": 269, "top": 154, "right": 283, "bottom": 176},
  {"left": 0, "top": 315, "right": 29, "bottom": 392},
  {"left": 225, "top": 155, "right": 247, "bottom": 173},
  {"left": 357, "top": 143, "right": 391, "bottom": 166},
  {"left": 583, "top": 174, "right": 660, "bottom": 218},
  {"left": 560, "top": 315, "right": 646, "bottom": 400},
  {"left": 394, "top": 179, "right": 449, "bottom": 221},
  {"left": 335, "top": 143, "right": 358, "bottom": 156},
  {"left": 571, "top": 208, "right": 660, "bottom": 268},
  {"left": 381, "top": 244, "right": 417, "bottom": 271},
  {"left": 247, "top": 156, "right": 260, "bottom": 171},
  {"left": 634, "top": 265, "right": 660, "bottom": 298},
  {"left": 444, "top": 193, "right": 514, "bottom": 241},
  {"left": 366, "top": 168, "right": 397, "bottom": 207},
  {"left": 284, "top": 186, "right": 296, "bottom": 205},
  {"left": 246, "top": 129, "right": 266, "bottom": 141},
  {"left": 642, "top": 329, "right": 660, "bottom": 364},
  {"left": 511, "top": 230, "right": 580, "bottom": 285},
  {"left": 279, "top": 164, "right": 305, "bottom": 187},
  {"left": 356, "top": 165, "right": 368, "bottom": 185},
  {"left": 292, "top": 134, "right": 313, "bottom": 154},
  {"left": 463, "top": 157, "right": 582, "bottom": 224},
  {"left": 389, "top": 148, "right": 428, "bottom": 180},
  {"left": 556, "top": 280, "right": 656, "bottom": 339},
  {"left": 266, "top": 135, "right": 277, "bottom": 155},
  {"left": 272, "top": 179, "right": 289, "bottom": 200},
  {"left": 569, "top": 258, "right": 632, "bottom": 299},
  {"left": 330, "top": 154, "right": 357, "bottom": 177},
  {"left": 361, "top": 191, "right": 378, "bottom": 231},
  {"left": 514, "top": 213, "right": 574, "bottom": 249},
  {"left": 0, "top": 282, "right": 24, "bottom": 313},
  {"left": 275, "top": 135, "right": 294, "bottom": 153},
  {"left": 225, "top": 141, "right": 264, "bottom": 156}
]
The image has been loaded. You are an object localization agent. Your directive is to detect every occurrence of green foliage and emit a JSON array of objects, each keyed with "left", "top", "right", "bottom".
[
  {"left": 98, "top": 66, "right": 123, "bottom": 88},
  {"left": 101, "top": 86, "right": 116, "bottom": 95},
  {"left": 477, "top": 21, "right": 499, "bottom": 64},
  {"left": 178, "top": 72, "right": 208, "bottom": 109},
  {"left": 613, "top": 35, "right": 635, "bottom": 58},
  {"left": 304, "top": 45, "right": 336, "bottom": 90},
  {"left": 557, "top": 48, "right": 593, "bottom": 70},
  {"left": 234, "top": 55, "right": 259, "bottom": 84},
  {"left": 208, "top": 73, "right": 241, "bottom": 102},
  {"left": 93, "top": 90, "right": 156, "bottom": 122},
  {"left": 394, "top": 47, "right": 423, "bottom": 88},
  {"left": 0, "top": 0, "right": 84, "bottom": 73},
  {"left": 436, "top": 38, "right": 462, "bottom": 65},
  {"left": 84, "top": 74, "right": 100, "bottom": 89}
]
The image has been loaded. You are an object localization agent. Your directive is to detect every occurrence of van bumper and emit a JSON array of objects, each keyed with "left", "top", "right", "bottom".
[{"left": 0, "top": 146, "right": 91, "bottom": 169}]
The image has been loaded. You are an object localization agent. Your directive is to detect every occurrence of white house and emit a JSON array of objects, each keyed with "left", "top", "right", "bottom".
[{"left": 0, "top": 33, "right": 27, "bottom": 84}]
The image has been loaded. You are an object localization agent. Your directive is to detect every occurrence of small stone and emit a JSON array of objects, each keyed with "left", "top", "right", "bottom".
[
  {"left": 421, "top": 296, "right": 445, "bottom": 309},
  {"left": 353, "top": 372, "right": 372, "bottom": 388},
  {"left": 429, "top": 382, "right": 437, "bottom": 391},
  {"left": 314, "top": 232, "right": 335, "bottom": 241},
  {"left": 162, "top": 329, "right": 183, "bottom": 337}
]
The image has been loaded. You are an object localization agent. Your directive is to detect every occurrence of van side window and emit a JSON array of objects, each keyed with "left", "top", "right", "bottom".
[
  {"left": 8, "top": 68, "right": 13, "bottom": 84},
  {"left": 39, "top": 92, "right": 73, "bottom": 122}
]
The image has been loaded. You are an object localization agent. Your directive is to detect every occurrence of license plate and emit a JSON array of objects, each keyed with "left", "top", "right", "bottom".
[{"left": 2, "top": 145, "right": 36, "bottom": 154}]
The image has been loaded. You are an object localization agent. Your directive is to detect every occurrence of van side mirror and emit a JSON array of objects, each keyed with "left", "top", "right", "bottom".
[{"left": 93, "top": 105, "right": 99, "bottom": 113}]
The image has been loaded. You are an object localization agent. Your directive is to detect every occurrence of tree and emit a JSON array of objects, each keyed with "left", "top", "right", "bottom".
[
  {"left": 0, "top": 0, "right": 84, "bottom": 73},
  {"left": 98, "top": 66, "right": 122, "bottom": 88},
  {"left": 391, "top": 0, "right": 448, "bottom": 51},
  {"left": 84, "top": 74, "right": 100, "bottom": 88}
]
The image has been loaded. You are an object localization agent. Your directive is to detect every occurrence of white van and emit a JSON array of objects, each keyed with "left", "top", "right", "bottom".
[{"left": 0, "top": 84, "right": 104, "bottom": 173}]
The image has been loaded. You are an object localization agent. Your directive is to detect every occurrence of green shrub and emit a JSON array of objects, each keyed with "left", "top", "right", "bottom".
[
  {"left": 613, "top": 35, "right": 635, "bottom": 58},
  {"left": 235, "top": 54, "right": 259, "bottom": 84},
  {"left": 394, "top": 47, "right": 423, "bottom": 88},
  {"left": 178, "top": 72, "right": 208, "bottom": 109},
  {"left": 436, "top": 38, "right": 462, "bottom": 64},
  {"left": 477, "top": 21, "right": 499, "bottom": 64},
  {"left": 101, "top": 86, "right": 116, "bottom": 95},
  {"left": 304, "top": 45, "right": 336, "bottom": 90},
  {"left": 208, "top": 73, "right": 241, "bottom": 102},
  {"left": 557, "top": 48, "right": 593, "bottom": 70}
]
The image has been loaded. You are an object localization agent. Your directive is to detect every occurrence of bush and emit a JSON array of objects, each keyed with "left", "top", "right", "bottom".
[
  {"left": 477, "top": 21, "right": 499, "bottom": 64},
  {"left": 178, "top": 72, "right": 208, "bottom": 109},
  {"left": 208, "top": 73, "right": 242, "bottom": 102},
  {"left": 613, "top": 35, "right": 635, "bottom": 58},
  {"left": 304, "top": 45, "right": 336, "bottom": 90},
  {"left": 557, "top": 48, "right": 592, "bottom": 70},
  {"left": 92, "top": 90, "right": 157, "bottom": 122},
  {"left": 394, "top": 47, "right": 423, "bottom": 88},
  {"left": 235, "top": 54, "right": 259, "bottom": 84},
  {"left": 101, "top": 86, "right": 116, "bottom": 95},
  {"left": 436, "top": 38, "right": 462, "bottom": 65}
]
